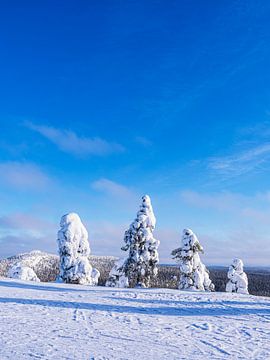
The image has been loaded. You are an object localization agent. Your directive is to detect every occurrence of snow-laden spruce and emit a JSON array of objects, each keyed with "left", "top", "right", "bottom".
[
  {"left": 171, "top": 228, "right": 215, "bottom": 291},
  {"left": 106, "top": 195, "right": 160, "bottom": 288},
  {"left": 57, "top": 212, "right": 100, "bottom": 285},
  {"left": 226, "top": 258, "right": 248, "bottom": 294},
  {"left": 8, "top": 263, "right": 40, "bottom": 282}
]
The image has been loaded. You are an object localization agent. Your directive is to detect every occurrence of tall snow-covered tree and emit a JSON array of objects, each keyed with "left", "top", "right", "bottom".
[
  {"left": 226, "top": 258, "right": 248, "bottom": 294},
  {"left": 57, "top": 212, "right": 100, "bottom": 285},
  {"left": 106, "top": 195, "right": 160, "bottom": 288},
  {"left": 171, "top": 228, "right": 215, "bottom": 291}
]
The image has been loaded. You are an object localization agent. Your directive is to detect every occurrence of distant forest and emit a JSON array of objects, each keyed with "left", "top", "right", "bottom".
[
  {"left": 154, "top": 265, "right": 270, "bottom": 297},
  {"left": 1, "top": 253, "right": 269, "bottom": 297}
]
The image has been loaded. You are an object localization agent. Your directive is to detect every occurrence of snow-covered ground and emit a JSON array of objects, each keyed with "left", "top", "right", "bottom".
[{"left": 0, "top": 278, "right": 269, "bottom": 360}]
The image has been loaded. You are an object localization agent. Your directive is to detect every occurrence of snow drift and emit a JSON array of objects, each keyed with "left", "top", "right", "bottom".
[{"left": 8, "top": 263, "right": 40, "bottom": 282}]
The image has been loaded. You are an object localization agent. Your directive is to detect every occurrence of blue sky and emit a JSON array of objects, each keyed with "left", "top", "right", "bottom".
[{"left": 0, "top": 0, "right": 270, "bottom": 265}]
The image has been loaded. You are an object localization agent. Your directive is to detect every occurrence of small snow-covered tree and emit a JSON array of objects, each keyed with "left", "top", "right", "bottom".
[
  {"left": 8, "top": 263, "right": 40, "bottom": 282},
  {"left": 106, "top": 195, "right": 160, "bottom": 288},
  {"left": 171, "top": 228, "right": 215, "bottom": 291},
  {"left": 105, "top": 258, "right": 129, "bottom": 288},
  {"left": 57, "top": 212, "right": 100, "bottom": 285},
  {"left": 226, "top": 258, "right": 248, "bottom": 294}
]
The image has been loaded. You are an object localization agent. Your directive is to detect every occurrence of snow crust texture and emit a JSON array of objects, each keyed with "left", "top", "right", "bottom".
[
  {"left": 0, "top": 278, "right": 269, "bottom": 360},
  {"left": 106, "top": 195, "right": 160, "bottom": 288},
  {"left": 172, "top": 229, "right": 215, "bottom": 291},
  {"left": 226, "top": 258, "right": 249, "bottom": 294},
  {"left": 57, "top": 213, "right": 100, "bottom": 285}
]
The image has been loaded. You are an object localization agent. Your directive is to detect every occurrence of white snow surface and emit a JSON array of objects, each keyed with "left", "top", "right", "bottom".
[{"left": 0, "top": 278, "right": 269, "bottom": 360}]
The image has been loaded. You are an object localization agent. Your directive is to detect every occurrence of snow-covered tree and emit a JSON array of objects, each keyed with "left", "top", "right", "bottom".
[
  {"left": 105, "top": 258, "right": 129, "bottom": 288},
  {"left": 171, "top": 228, "right": 215, "bottom": 291},
  {"left": 8, "top": 263, "right": 40, "bottom": 282},
  {"left": 57, "top": 212, "right": 100, "bottom": 285},
  {"left": 226, "top": 258, "right": 248, "bottom": 294},
  {"left": 106, "top": 195, "right": 160, "bottom": 288}
]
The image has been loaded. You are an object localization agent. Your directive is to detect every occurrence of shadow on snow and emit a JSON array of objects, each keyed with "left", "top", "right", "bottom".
[
  {"left": 107, "top": 296, "right": 270, "bottom": 308},
  {"left": 0, "top": 297, "right": 269, "bottom": 317}
]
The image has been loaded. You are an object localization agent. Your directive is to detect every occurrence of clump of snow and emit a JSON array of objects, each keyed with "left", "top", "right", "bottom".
[
  {"left": 171, "top": 228, "right": 215, "bottom": 291},
  {"left": 8, "top": 263, "right": 40, "bottom": 282},
  {"left": 57, "top": 212, "right": 100, "bottom": 285},
  {"left": 226, "top": 258, "right": 249, "bottom": 294},
  {"left": 106, "top": 195, "right": 160, "bottom": 288}
]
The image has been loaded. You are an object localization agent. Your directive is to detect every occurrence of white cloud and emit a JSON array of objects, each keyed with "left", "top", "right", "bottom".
[
  {"left": 0, "top": 213, "right": 53, "bottom": 233},
  {"left": 92, "top": 178, "right": 136, "bottom": 199},
  {"left": 208, "top": 143, "right": 270, "bottom": 178},
  {"left": 0, "top": 212, "right": 57, "bottom": 258},
  {"left": 178, "top": 189, "right": 270, "bottom": 265},
  {"left": 180, "top": 190, "right": 244, "bottom": 212},
  {"left": 25, "top": 121, "right": 124, "bottom": 156},
  {"left": 87, "top": 220, "right": 126, "bottom": 256},
  {"left": 0, "top": 162, "right": 52, "bottom": 190},
  {"left": 180, "top": 189, "right": 270, "bottom": 218}
]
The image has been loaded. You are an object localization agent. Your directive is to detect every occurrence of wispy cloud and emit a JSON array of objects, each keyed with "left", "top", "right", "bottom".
[
  {"left": 0, "top": 213, "right": 53, "bottom": 234},
  {"left": 179, "top": 189, "right": 270, "bottom": 265},
  {"left": 208, "top": 143, "right": 270, "bottom": 178},
  {"left": 134, "top": 136, "right": 153, "bottom": 147},
  {"left": 0, "top": 162, "right": 52, "bottom": 190},
  {"left": 0, "top": 212, "right": 57, "bottom": 258},
  {"left": 92, "top": 178, "right": 136, "bottom": 199},
  {"left": 25, "top": 121, "right": 125, "bottom": 156},
  {"left": 180, "top": 190, "right": 244, "bottom": 211},
  {"left": 181, "top": 189, "right": 270, "bottom": 224},
  {"left": 87, "top": 220, "right": 126, "bottom": 256}
]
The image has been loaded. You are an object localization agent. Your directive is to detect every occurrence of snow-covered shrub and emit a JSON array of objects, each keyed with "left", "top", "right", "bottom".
[
  {"left": 8, "top": 263, "right": 40, "bottom": 282},
  {"left": 105, "top": 258, "right": 129, "bottom": 288},
  {"left": 57, "top": 212, "right": 100, "bottom": 285},
  {"left": 106, "top": 195, "right": 160, "bottom": 288},
  {"left": 171, "top": 228, "right": 215, "bottom": 291},
  {"left": 226, "top": 258, "right": 248, "bottom": 294}
]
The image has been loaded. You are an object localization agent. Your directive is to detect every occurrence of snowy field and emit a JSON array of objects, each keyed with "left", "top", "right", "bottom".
[{"left": 0, "top": 279, "right": 269, "bottom": 360}]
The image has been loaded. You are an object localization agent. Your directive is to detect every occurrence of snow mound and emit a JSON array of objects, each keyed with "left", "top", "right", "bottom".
[{"left": 8, "top": 263, "right": 40, "bottom": 282}]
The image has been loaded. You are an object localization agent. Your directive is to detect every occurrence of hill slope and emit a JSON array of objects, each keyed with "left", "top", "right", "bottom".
[{"left": 0, "top": 279, "right": 269, "bottom": 359}]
